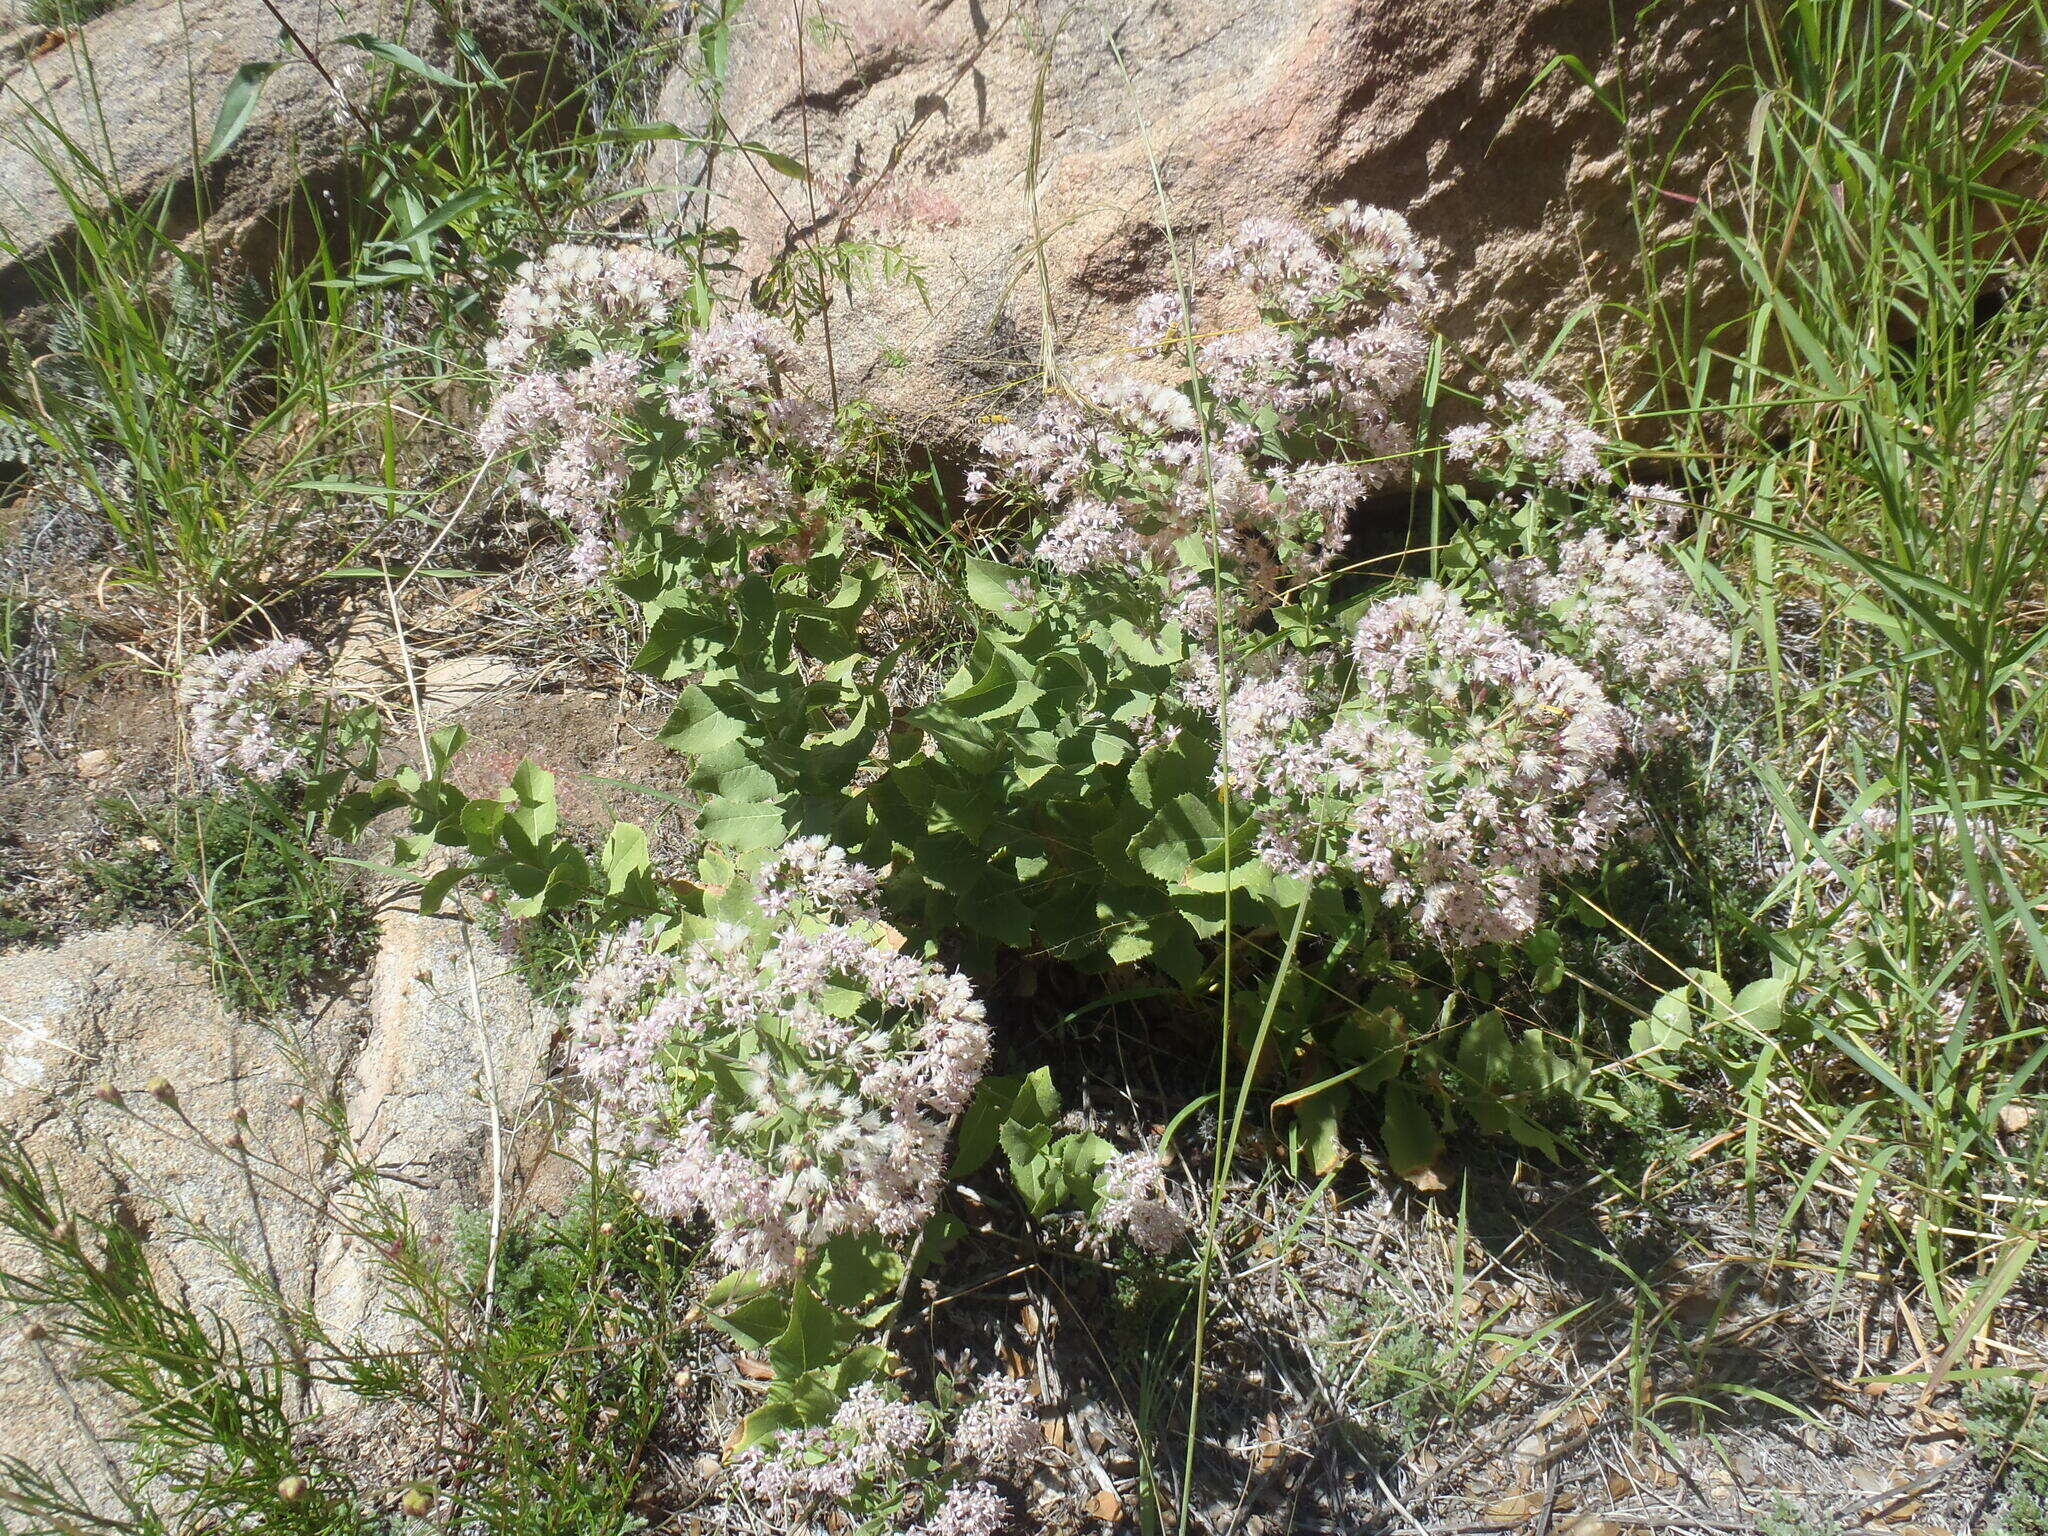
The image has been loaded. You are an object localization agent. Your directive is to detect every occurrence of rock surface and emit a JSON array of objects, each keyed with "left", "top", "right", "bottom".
[
  {"left": 0, "top": 0, "right": 551, "bottom": 306},
  {"left": 649, "top": 0, "right": 1749, "bottom": 453},
  {"left": 313, "top": 907, "right": 559, "bottom": 1357},
  {"left": 0, "top": 917, "right": 555, "bottom": 1501}
]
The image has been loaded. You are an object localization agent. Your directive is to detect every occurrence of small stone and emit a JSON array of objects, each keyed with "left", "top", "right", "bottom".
[
  {"left": 1562, "top": 1519, "right": 1622, "bottom": 1536},
  {"left": 73, "top": 749, "right": 111, "bottom": 779},
  {"left": 2000, "top": 1103, "right": 2034, "bottom": 1134},
  {"left": 1084, "top": 1487, "right": 1123, "bottom": 1522}
]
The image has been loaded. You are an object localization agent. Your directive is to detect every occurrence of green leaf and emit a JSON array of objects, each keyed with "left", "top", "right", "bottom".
[
  {"left": 768, "top": 1281, "right": 841, "bottom": 1379},
  {"left": 337, "top": 33, "right": 473, "bottom": 90},
  {"left": 698, "top": 794, "right": 787, "bottom": 853},
  {"left": 601, "top": 822, "right": 650, "bottom": 894},
  {"left": 1730, "top": 975, "right": 1788, "bottom": 1035},
  {"left": 963, "top": 557, "right": 1036, "bottom": 618},
  {"left": 392, "top": 186, "right": 500, "bottom": 245},
  {"left": 949, "top": 1075, "right": 1020, "bottom": 1178},
  {"left": 207, "top": 62, "right": 285, "bottom": 163},
  {"left": 1380, "top": 1085, "right": 1442, "bottom": 1178},
  {"left": 1011, "top": 1066, "right": 1060, "bottom": 1129},
  {"left": 737, "top": 140, "right": 812, "bottom": 181},
  {"left": 417, "top": 866, "right": 466, "bottom": 915},
  {"left": 1294, "top": 1087, "right": 1349, "bottom": 1176}
]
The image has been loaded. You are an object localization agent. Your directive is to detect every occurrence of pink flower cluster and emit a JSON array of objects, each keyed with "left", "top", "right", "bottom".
[
  {"left": 1489, "top": 496, "right": 1730, "bottom": 745},
  {"left": 484, "top": 243, "right": 695, "bottom": 372},
  {"left": 566, "top": 844, "right": 989, "bottom": 1281},
  {"left": 731, "top": 1376, "right": 1029, "bottom": 1535},
  {"left": 979, "top": 204, "right": 1434, "bottom": 607},
  {"left": 1445, "top": 378, "right": 1609, "bottom": 486},
  {"left": 948, "top": 1374, "right": 1043, "bottom": 1476},
  {"left": 181, "top": 637, "right": 315, "bottom": 784},
  {"left": 480, "top": 350, "right": 641, "bottom": 582},
  {"left": 1193, "top": 484, "right": 1732, "bottom": 948},
  {"left": 481, "top": 242, "right": 826, "bottom": 579},
  {"left": 1219, "top": 584, "right": 1637, "bottom": 948},
  {"left": 731, "top": 1382, "right": 934, "bottom": 1525},
  {"left": 480, "top": 244, "right": 694, "bottom": 580}
]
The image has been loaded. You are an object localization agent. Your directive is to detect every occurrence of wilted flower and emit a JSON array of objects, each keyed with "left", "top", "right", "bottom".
[{"left": 1092, "top": 1148, "right": 1192, "bottom": 1256}]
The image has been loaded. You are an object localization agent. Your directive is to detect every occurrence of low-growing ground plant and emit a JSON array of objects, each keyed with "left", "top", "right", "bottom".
[
  {"left": 3, "top": 0, "right": 2048, "bottom": 1528},
  {"left": 80, "top": 783, "right": 376, "bottom": 1017}
]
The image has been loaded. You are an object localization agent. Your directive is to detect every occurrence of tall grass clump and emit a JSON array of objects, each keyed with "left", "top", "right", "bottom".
[{"left": 1629, "top": 0, "right": 2048, "bottom": 1271}]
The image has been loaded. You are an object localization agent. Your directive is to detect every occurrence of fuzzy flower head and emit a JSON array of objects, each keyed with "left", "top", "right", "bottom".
[
  {"left": 1212, "top": 582, "right": 1643, "bottom": 948},
  {"left": 980, "top": 204, "right": 1431, "bottom": 608},
  {"left": 730, "top": 1382, "right": 936, "bottom": 1530},
  {"left": 181, "top": 637, "right": 315, "bottom": 784},
  {"left": 566, "top": 845, "right": 988, "bottom": 1281}
]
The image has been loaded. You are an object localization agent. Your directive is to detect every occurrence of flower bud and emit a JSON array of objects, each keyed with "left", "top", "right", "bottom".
[
  {"left": 50, "top": 1219, "right": 75, "bottom": 1247},
  {"left": 399, "top": 1482, "right": 436, "bottom": 1518},
  {"left": 21, "top": 1321, "right": 46, "bottom": 1342},
  {"left": 224, "top": 1131, "right": 246, "bottom": 1152},
  {"left": 91, "top": 1083, "right": 122, "bottom": 1106},
  {"left": 287, "top": 1092, "right": 306, "bottom": 1113},
  {"left": 231, "top": 1106, "right": 249, "bottom": 1127},
  {"left": 146, "top": 1077, "right": 178, "bottom": 1107},
  {"left": 277, "top": 1475, "right": 310, "bottom": 1503}
]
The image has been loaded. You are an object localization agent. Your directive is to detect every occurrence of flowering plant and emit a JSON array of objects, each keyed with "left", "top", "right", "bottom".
[
  {"left": 725, "top": 1374, "right": 1041, "bottom": 1536},
  {"left": 327, "top": 210, "right": 1739, "bottom": 1466},
  {"left": 565, "top": 837, "right": 988, "bottom": 1284}
]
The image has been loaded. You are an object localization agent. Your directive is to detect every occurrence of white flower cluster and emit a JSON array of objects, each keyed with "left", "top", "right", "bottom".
[
  {"left": 484, "top": 243, "right": 696, "bottom": 372},
  {"left": 181, "top": 637, "right": 315, "bottom": 784},
  {"left": 979, "top": 204, "right": 1434, "bottom": 609},
  {"left": 1195, "top": 476, "right": 1731, "bottom": 948},
  {"left": 1091, "top": 1149, "right": 1193, "bottom": 1256},
  {"left": 566, "top": 844, "right": 988, "bottom": 1281},
  {"left": 731, "top": 1376, "right": 1034, "bottom": 1536},
  {"left": 1445, "top": 378, "right": 1610, "bottom": 486},
  {"left": 481, "top": 244, "right": 693, "bottom": 581},
  {"left": 480, "top": 242, "right": 825, "bottom": 580},
  {"left": 1218, "top": 584, "right": 1634, "bottom": 948},
  {"left": 1489, "top": 494, "right": 1730, "bottom": 745},
  {"left": 948, "top": 1373, "right": 1043, "bottom": 1477}
]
